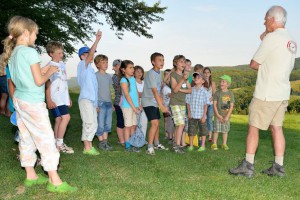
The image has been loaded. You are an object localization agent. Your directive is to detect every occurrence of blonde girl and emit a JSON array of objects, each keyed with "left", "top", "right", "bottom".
[
  {"left": 203, "top": 67, "right": 216, "bottom": 142},
  {"left": 1, "top": 16, "right": 76, "bottom": 193},
  {"left": 119, "top": 60, "right": 140, "bottom": 151}
]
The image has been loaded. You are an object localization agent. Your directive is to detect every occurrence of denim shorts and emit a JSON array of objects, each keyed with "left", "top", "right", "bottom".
[{"left": 96, "top": 101, "right": 113, "bottom": 136}]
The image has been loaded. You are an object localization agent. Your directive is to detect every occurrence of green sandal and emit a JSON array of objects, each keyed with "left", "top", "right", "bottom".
[
  {"left": 47, "top": 182, "right": 77, "bottom": 193},
  {"left": 24, "top": 174, "right": 48, "bottom": 187}
]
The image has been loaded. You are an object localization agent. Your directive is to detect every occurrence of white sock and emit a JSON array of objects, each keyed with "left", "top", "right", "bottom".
[
  {"left": 56, "top": 138, "right": 63, "bottom": 146},
  {"left": 275, "top": 156, "right": 284, "bottom": 166},
  {"left": 245, "top": 153, "right": 255, "bottom": 164}
]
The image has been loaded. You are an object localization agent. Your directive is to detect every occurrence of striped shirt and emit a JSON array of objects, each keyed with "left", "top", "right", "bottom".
[{"left": 186, "top": 86, "right": 210, "bottom": 119}]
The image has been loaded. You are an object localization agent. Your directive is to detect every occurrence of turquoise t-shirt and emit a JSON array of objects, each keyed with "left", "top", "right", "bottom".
[
  {"left": 8, "top": 45, "right": 43, "bottom": 103},
  {"left": 6, "top": 67, "right": 14, "bottom": 112},
  {"left": 120, "top": 76, "right": 139, "bottom": 108}
]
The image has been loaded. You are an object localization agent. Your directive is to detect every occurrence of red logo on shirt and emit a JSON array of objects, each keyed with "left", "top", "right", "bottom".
[{"left": 287, "top": 41, "right": 297, "bottom": 54}]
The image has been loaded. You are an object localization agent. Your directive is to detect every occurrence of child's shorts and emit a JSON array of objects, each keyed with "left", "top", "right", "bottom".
[
  {"left": 143, "top": 106, "right": 160, "bottom": 121},
  {"left": 114, "top": 104, "right": 125, "bottom": 129},
  {"left": 51, "top": 105, "right": 69, "bottom": 118},
  {"left": 248, "top": 97, "right": 288, "bottom": 130},
  {"left": 170, "top": 105, "right": 186, "bottom": 126},
  {"left": 122, "top": 108, "right": 138, "bottom": 127},
  {"left": 188, "top": 118, "right": 208, "bottom": 136},
  {"left": 213, "top": 117, "right": 230, "bottom": 133}
]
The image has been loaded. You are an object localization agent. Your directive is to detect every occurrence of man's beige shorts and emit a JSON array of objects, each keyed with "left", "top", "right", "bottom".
[
  {"left": 248, "top": 97, "right": 288, "bottom": 130},
  {"left": 122, "top": 108, "right": 138, "bottom": 127}
]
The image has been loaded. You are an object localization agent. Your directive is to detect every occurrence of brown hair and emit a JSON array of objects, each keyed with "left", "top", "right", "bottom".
[
  {"left": 173, "top": 55, "right": 185, "bottom": 69},
  {"left": 134, "top": 65, "right": 144, "bottom": 80},
  {"left": 118, "top": 60, "right": 134, "bottom": 93},
  {"left": 1, "top": 16, "right": 38, "bottom": 67},
  {"left": 150, "top": 52, "right": 164, "bottom": 66},
  {"left": 46, "top": 41, "right": 64, "bottom": 56},
  {"left": 194, "top": 64, "right": 204, "bottom": 72},
  {"left": 94, "top": 54, "right": 108, "bottom": 65}
]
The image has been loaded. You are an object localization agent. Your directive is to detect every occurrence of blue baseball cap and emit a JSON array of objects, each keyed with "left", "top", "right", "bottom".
[{"left": 78, "top": 46, "right": 90, "bottom": 57}]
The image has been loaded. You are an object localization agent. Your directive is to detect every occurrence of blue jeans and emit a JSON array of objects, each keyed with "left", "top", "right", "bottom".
[
  {"left": 206, "top": 104, "right": 214, "bottom": 132},
  {"left": 96, "top": 101, "right": 113, "bottom": 136}
]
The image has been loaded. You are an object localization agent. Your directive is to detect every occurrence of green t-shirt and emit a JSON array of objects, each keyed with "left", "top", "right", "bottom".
[
  {"left": 8, "top": 45, "right": 43, "bottom": 103},
  {"left": 213, "top": 90, "right": 235, "bottom": 117},
  {"left": 170, "top": 72, "right": 188, "bottom": 106}
]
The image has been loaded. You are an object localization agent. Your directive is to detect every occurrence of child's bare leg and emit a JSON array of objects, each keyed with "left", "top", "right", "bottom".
[
  {"left": 181, "top": 131, "right": 186, "bottom": 146},
  {"left": 208, "top": 132, "right": 212, "bottom": 140},
  {"left": 213, "top": 132, "right": 218, "bottom": 144},
  {"left": 48, "top": 170, "right": 63, "bottom": 186},
  {"left": 102, "top": 132, "right": 108, "bottom": 140},
  {"left": 97, "top": 135, "right": 103, "bottom": 141},
  {"left": 54, "top": 117, "right": 61, "bottom": 139},
  {"left": 0, "top": 93, "right": 8, "bottom": 115},
  {"left": 222, "top": 132, "right": 228, "bottom": 145},
  {"left": 83, "top": 141, "right": 92, "bottom": 150},
  {"left": 25, "top": 166, "right": 38, "bottom": 180},
  {"left": 124, "top": 127, "right": 131, "bottom": 141},
  {"left": 175, "top": 124, "right": 184, "bottom": 146},
  {"left": 189, "top": 136, "right": 194, "bottom": 147},
  {"left": 130, "top": 125, "right": 136, "bottom": 136},
  {"left": 116, "top": 127, "right": 125, "bottom": 143},
  {"left": 148, "top": 120, "right": 159, "bottom": 145},
  {"left": 57, "top": 114, "right": 70, "bottom": 140},
  {"left": 201, "top": 136, "right": 206, "bottom": 147}
]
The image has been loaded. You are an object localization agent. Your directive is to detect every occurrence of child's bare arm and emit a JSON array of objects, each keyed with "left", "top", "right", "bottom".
[
  {"left": 7, "top": 79, "right": 15, "bottom": 99},
  {"left": 213, "top": 100, "right": 223, "bottom": 121},
  {"left": 45, "top": 80, "right": 56, "bottom": 109},
  {"left": 187, "top": 103, "right": 191, "bottom": 119},
  {"left": 152, "top": 88, "right": 168, "bottom": 113},
  {"left": 85, "top": 30, "right": 102, "bottom": 66},
  {"left": 201, "top": 104, "right": 207, "bottom": 123},
  {"left": 31, "top": 64, "right": 58, "bottom": 86},
  {"left": 224, "top": 103, "right": 234, "bottom": 122},
  {"left": 170, "top": 76, "right": 185, "bottom": 94},
  {"left": 179, "top": 79, "right": 192, "bottom": 94},
  {"left": 121, "top": 82, "right": 139, "bottom": 114}
]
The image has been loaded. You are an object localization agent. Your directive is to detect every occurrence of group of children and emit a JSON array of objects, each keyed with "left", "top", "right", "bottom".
[{"left": 0, "top": 15, "right": 235, "bottom": 193}]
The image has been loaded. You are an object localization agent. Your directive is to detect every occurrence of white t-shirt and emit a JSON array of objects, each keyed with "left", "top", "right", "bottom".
[
  {"left": 48, "top": 61, "right": 70, "bottom": 106},
  {"left": 252, "top": 28, "right": 297, "bottom": 101},
  {"left": 162, "top": 85, "right": 171, "bottom": 107},
  {"left": 136, "top": 80, "right": 144, "bottom": 93}
]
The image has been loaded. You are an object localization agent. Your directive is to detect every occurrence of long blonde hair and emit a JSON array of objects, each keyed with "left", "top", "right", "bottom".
[{"left": 0, "top": 16, "right": 38, "bottom": 67}]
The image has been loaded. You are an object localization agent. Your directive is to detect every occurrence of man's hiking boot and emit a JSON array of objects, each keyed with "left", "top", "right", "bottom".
[
  {"left": 261, "top": 161, "right": 285, "bottom": 177},
  {"left": 228, "top": 159, "right": 254, "bottom": 178}
]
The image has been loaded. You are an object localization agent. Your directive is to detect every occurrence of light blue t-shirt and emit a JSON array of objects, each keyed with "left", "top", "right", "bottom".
[
  {"left": 120, "top": 76, "right": 139, "bottom": 108},
  {"left": 77, "top": 60, "right": 98, "bottom": 107},
  {"left": 8, "top": 45, "right": 43, "bottom": 103}
]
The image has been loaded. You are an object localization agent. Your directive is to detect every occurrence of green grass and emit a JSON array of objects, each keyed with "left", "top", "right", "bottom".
[{"left": 1, "top": 93, "right": 300, "bottom": 199}]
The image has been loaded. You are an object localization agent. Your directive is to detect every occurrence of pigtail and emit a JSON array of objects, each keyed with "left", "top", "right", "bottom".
[{"left": 1, "top": 37, "right": 17, "bottom": 67}]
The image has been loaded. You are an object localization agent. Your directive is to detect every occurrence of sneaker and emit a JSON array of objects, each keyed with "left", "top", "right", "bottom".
[
  {"left": 104, "top": 143, "right": 113, "bottom": 151},
  {"left": 132, "top": 147, "right": 141, "bottom": 153},
  {"left": 24, "top": 174, "right": 48, "bottom": 187},
  {"left": 221, "top": 144, "right": 229, "bottom": 151},
  {"left": 228, "top": 159, "right": 254, "bottom": 178},
  {"left": 198, "top": 146, "right": 206, "bottom": 152},
  {"left": 47, "top": 182, "right": 77, "bottom": 193},
  {"left": 211, "top": 144, "right": 218, "bottom": 150},
  {"left": 83, "top": 147, "right": 100, "bottom": 155},
  {"left": 173, "top": 145, "right": 185, "bottom": 154},
  {"left": 146, "top": 147, "right": 155, "bottom": 155},
  {"left": 187, "top": 146, "right": 194, "bottom": 152},
  {"left": 261, "top": 162, "right": 285, "bottom": 177},
  {"left": 58, "top": 143, "right": 74, "bottom": 154},
  {"left": 154, "top": 144, "right": 168, "bottom": 150}
]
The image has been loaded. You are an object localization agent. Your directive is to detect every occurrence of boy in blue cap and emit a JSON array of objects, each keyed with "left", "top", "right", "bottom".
[
  {"left": 77, "top": 30, "right": 102, "bottom": 155},
  {"left": 211, "top": 75, "right": 235, "bottom": 151}
]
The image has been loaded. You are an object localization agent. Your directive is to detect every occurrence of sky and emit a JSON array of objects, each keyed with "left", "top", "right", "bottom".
[{"left": 41, "top": 0, "right": 300, "bottom": 78}]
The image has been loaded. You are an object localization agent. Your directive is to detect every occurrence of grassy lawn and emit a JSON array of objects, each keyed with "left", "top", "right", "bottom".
[{"left": 1, "top": 93, "right": 300, "bottom": 200}]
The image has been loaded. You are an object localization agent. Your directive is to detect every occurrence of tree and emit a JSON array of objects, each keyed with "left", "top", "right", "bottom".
[{"left": 0, "top": 0, "right": 166, "bottom": 54}]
